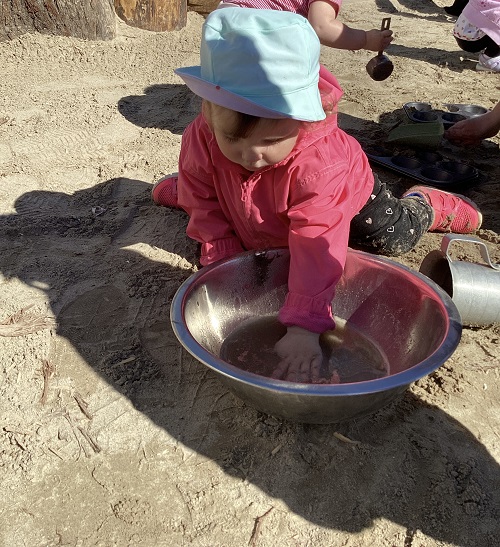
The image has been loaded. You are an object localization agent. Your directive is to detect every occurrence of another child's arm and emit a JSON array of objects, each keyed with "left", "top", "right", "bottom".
[
  {"left": 444, "top": 102, "right": 500, "bottom": 146},
  {"left": 308, "top": 1, "right": 393, "bottom": 52}
]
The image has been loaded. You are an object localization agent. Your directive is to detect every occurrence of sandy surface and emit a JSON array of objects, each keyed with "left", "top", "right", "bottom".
[{"left": 1, "top": 1, "right": 499, "bottom": 545}]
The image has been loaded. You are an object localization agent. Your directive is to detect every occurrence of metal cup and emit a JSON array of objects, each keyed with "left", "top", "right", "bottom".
[{"left": 419, "top": 234, "right": 500, "bottom": 326}]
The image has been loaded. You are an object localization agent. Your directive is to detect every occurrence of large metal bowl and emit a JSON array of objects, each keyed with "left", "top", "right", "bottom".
[{"left": 171, "top": 248, "right": 461, "bottom": 423}]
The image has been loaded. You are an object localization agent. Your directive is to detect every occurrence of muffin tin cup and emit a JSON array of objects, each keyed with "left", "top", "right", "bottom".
[
  {"left": 403, "top": 102, "right": 488, "bottom": 128},
  {"left": 364, "top": 147, "right": 484, "bottom": 190}
]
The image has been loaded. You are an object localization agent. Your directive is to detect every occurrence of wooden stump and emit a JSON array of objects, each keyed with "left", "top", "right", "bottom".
[
  {"left": 114, "top": 0, "right": 187, "bottom": 31},
  {"left": 187, "top": 0, "right": 220, "bottom": 17},
  {"left": 0, "top": 0, "right": 116, "bottom": 41}
]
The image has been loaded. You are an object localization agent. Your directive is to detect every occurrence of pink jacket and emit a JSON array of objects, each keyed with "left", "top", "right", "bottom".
[
  {"left": 177, "top": 69, "right": 374, "bottom": 333},
  {"left": 463, "top": 0, "right": 500, "bottom": 43}
]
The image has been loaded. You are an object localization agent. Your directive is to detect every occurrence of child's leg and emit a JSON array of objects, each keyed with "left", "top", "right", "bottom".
[
  {"left": 349, "top": 174, "right": 433, "bottom": 256},
  {"left": 454, "top": 34, "right": 492, "bottom": 53},
  {"left": 483, "top": 39, "right": 500, "bottom": 58},
  {"left": 453, "top": 13, "right": 492, "bottom": 54},
  {"left": 349, "top": 175, "right": 482, "bottom": 256}
]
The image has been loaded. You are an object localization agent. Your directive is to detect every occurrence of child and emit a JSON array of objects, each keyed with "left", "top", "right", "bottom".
[
  {"left": 218, "top": 0, "right": 393, "bottom": 53},
  {"left": 154, "top": 9, "right": 482, "bottom": 382},
  {"left": 451, "top": 0, "right": 500, "bottom": 72}
]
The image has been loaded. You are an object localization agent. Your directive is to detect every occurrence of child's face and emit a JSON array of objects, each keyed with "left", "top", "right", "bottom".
[{"left": 211, "top": 109, "right": 301, "bottom": 171}]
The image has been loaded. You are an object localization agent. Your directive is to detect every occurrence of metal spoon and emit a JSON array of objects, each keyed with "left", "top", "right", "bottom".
[{"left": 366, "top": 18, "right": 394, "bottom": 81}]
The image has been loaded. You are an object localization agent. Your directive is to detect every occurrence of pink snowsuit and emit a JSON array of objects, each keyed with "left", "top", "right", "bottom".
[{"left": 177, "top": 68, "right": 374, "bottom": 334}]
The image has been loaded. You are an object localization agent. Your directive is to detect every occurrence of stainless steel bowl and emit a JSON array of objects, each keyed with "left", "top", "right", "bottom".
[{"left": 171, "top": 249, "right": 461, "bottom": 423}]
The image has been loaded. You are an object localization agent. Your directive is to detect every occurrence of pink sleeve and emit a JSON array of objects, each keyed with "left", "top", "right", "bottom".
[
  {"left": 278, "top": 160, "right": 356, "bottom": 333},
  {"left": 177, "top": 117, "right": 244, "bottom": 266}
]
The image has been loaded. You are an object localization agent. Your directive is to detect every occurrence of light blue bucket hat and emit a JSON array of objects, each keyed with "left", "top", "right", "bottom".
[{"left": 174, "top": 8, "right": 325, "bottom": 122}]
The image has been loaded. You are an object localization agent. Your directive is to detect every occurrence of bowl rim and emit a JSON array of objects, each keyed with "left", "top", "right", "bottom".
[{"left": 170, "top": 248, "right": 462, "bottom": 396}]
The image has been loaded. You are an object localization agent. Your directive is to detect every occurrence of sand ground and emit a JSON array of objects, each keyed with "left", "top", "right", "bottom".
[{"left": 1, "top": 1, "right": 499, "bottom": 545}]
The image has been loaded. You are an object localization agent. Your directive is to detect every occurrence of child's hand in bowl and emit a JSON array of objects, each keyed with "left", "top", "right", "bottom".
[{"left": 272, "top": 326, "right": 322, "bottom": 383}]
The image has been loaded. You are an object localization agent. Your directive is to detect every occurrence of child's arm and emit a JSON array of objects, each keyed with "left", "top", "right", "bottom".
[
  {"left": 272, "top": 124, "right": 374, "bottom": 382},
  {"left": 308, "top": 1, "right": 393, "bottom": 52},
  {"left": 180, "top": 170, "right": 244, "bottom": 265},
  {"left": 178, "top": 116, "right": 244, "bottom": 265},
  {"left": 444, "top": 102, "right": 500, "bottom": 146}
]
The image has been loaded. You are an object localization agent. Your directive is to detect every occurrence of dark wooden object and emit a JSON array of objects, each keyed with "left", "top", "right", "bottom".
[
  {"left": 0, "top": 0, "right": 116, "bottom": 41},
  {"left": 187, "top": 0, "right": 219, "bottom": 17},
  {"left": 114, "top": 0, "right": 187, "bottom": 31}
]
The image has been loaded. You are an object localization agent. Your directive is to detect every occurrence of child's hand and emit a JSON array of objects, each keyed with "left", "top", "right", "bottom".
[
  {"left": 445, "top": 112, "right": 499, "bottom": 146},
  {"left": 272, "top": 326, "right": 322, "bottom": 383},
  {"left": 365, "top": 29, "right": 393, "bottom": 52}
]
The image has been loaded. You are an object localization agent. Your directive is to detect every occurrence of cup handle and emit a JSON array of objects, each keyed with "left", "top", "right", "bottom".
[{"left": 441, "top": 234, "right": 500, "bottom": 271}]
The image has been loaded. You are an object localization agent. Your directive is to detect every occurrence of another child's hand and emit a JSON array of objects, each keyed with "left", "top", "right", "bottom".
[
  {"left": 365, "top": 29, "right": 393, "bottom": 52},
  {"left": 445, "top": 113, "right": 499, "bottom": 146},
  {"left": 272, "top": 326, "right": 322, "bottom": 383}
]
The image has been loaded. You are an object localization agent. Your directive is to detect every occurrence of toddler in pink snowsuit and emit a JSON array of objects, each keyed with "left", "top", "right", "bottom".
[{"left": 154, "top": 9, "right": 482, "bottom": 382}]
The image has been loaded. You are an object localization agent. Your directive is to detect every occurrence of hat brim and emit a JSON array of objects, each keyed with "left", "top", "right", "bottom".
[{"left": 175, "top": 66, "right": 325, "bottom": 122}]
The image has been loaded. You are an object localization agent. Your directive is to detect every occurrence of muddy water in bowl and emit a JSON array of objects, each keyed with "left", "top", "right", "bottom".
[{"left": 220, "top": 315, "right": 389, "bottom": 383}]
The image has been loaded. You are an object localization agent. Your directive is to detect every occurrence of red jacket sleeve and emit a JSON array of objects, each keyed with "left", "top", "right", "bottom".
[
  {"left": 177, "top": 116, "right": 244, "bottom": 266},
  {"left": 278, "top": 160, "right": 354, "bottom": 333}
]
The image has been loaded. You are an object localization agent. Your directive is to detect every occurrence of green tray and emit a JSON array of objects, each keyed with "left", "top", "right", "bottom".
[{"left": 386, "top": 121, "right": 444, "bottom": 148}]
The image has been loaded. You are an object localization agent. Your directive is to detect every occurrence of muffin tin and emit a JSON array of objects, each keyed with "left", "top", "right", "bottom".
[
  {"left": 403, "top": 102, "right": 489, "bottom": 128},
  {"left": 364, "top": 146, "right": 485, "bottom": 190}
]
